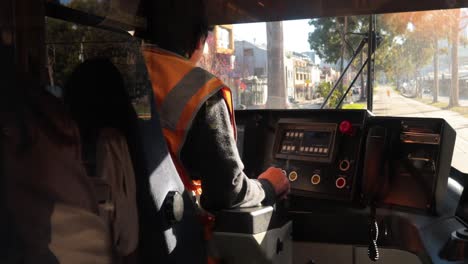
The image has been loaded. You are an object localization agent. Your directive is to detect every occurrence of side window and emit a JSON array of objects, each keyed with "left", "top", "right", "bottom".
[{"left": 45, "top": 17, "right": 151, "bottom": 120}]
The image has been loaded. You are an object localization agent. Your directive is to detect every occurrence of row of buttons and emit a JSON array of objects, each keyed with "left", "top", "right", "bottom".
[
  {"left": 282, "top": 145, "right": 296, "bottom": 151},
  {"left": 282, "top": 145, "right": 329, "bottom": 154},
  {"left": 286, "top": 131, "right": 304, "bottom": 138},
  {"left": 300, "top": 146, "right": 328, "bottom": 154},
  {"left": 286, "top": 170, "right": 347, "bottom": 189}
]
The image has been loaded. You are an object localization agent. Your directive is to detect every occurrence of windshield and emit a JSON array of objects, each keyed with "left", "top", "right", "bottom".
[
  {"left": 199, "top": 18, "right": 369, "bottom": 110},
  {"left": 48, "top": 0, "right": 111, "bottom": 17},
  {"left": 45, "top": 17, "right": 151, "bottom": 120},
  {"left": 199, "top": 9, "right": 468, "bottom": 172},
  {"left": 47, "top": 0, "right": 141, "bottom": 28},
  {"left": 44, "top": 6, "right": 468, "bottom": 172},
  {"left": 373, "top": 9, "right": 468, "bottom": 173}
]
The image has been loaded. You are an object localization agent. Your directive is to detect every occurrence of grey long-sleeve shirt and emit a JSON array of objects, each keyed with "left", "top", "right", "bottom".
[{"left": 180, "top": 92, "right": 276, "bottom": 211}]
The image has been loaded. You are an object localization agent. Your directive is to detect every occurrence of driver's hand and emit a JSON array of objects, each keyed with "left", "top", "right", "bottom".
[{"left": 258, "top": 167, "right": 290, "bottom": 199}]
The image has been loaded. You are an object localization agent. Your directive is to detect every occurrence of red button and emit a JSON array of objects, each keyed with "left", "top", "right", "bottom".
[
  {"left": 339, "top": 120, "right": 354, "bottom": 135},
  {"left": 336, "top": 177, "right": 346, "bottom": 189}
]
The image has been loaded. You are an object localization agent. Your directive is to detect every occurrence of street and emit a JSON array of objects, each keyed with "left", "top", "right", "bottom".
[{"left": 373, "top": 85, "right": 468, "bottom": 172}]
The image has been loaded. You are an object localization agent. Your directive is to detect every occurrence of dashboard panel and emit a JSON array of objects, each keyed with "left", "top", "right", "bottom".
[
  {"left": 229, "top": 109, "right": 464, "bottom": 263},
  {"left": 273, "top": 117, "right": 366, "bottom": 202},
  {"left": 236, "top": 109, "right": 369, "bottom": 203},
  {"left": 235, "top": 109, "right": 455, "bottom": 214}
]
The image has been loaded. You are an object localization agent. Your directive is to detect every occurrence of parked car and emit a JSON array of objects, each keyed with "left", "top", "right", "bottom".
[
  {"left": 288, "top": 96, "right": 298, "bottom": 104},
  {"left": 351, "top": 86, "right": 360, "bottom": 95}
]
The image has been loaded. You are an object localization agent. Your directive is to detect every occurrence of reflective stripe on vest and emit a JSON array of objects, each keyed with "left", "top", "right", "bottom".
[{"left": 143, "top": 46, "right": 236, "bottom": 191}]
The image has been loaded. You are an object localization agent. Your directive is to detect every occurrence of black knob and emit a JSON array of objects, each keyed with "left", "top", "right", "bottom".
[
  {"left": 164, "top": 191, "right": 184, "bottom": 224},
  {"left": 441, "top": 228, "right": 468, "bottom": 261},
  {"left": 456, "top": 228, "right": 468, "bottom": 240}
]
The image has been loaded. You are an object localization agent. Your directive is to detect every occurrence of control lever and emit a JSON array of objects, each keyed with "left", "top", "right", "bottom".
[{"left": 266, "top": 163, "right": 290, "bottom": 201}]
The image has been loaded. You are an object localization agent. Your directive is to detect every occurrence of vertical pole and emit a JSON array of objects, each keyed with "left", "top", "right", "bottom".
[
  {"left": 266, "top": 21, "right": 287, "bottom": 108},
  {"left": 367, "top": 15, "right": 376, "bottom": 111}
]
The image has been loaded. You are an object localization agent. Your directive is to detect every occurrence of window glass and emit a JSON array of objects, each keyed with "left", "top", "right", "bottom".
[
  {"left": 47, "top": 0, "right": 111, "bottom": 17},
  {"left": 46, "top": 0, "right": 141, "bottom": 28},
  {"left": 199, "top": 19, "right": 366, "bottom": 110},
  {"left": 374, "top": 9, "right": 468, "bottom": 172},
  {"left": 46, "top": 10, "right": 468, "bottom": 172},
  {"left": 45, "top": 17, "right": 151, "bottom": 119}
]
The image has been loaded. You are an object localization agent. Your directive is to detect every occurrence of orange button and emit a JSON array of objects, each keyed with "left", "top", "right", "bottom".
[
  {"left": 288, "top": 171, "right": 298, "bottom": 182},
  {"left": 311, "top": 174, "right": 321, "bottom": 185}
]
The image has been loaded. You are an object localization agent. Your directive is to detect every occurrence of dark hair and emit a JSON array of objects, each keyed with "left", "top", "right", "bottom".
[
  {"left": 136, "top": 0, "right": 210, "bottom": 58},
  {"left": 63, "top": 58, "right": 137, "bottom": 140}
]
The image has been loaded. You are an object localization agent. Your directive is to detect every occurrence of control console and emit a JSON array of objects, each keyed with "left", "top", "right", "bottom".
[
  {"left": 236, "top": 110, "right": 369, "bottom": 203},
  {"left": 273, "top": 117, "right": 366, "bottom": 202},
  {"left": 234, "top": 109, "right": 458, "bottom": 264},
  {"left": 235, "top": 109, "right": 456, "bottom": 213}
]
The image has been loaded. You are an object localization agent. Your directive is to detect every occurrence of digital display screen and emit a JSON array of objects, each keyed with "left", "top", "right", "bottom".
[
  {"left": 302, "top": 131, "right": 331, "bottom": 147},
  {"left": 275, "top": 122, "right": 336, "bottom": 163}
]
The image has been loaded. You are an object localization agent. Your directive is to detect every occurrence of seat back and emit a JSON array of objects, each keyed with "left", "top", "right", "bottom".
[
  {"left": 64, "top": 58, "right": 142, "bottom": 258},
  {"left": 136, "top": 86, "right": 206, "bottom": 263},
  {"left": 64, "top": 54, "right": 206, "bottom": 263},
  {"left": 1, "top": 123, "right": 23, "bottom": 263},
  {"left": 4, "top": 91, "right": 112, "bottom": 263}
]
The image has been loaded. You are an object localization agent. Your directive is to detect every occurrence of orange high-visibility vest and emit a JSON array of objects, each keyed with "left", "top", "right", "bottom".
[{"left": 143, "top": 46, "right": 236, "bottom": 193}]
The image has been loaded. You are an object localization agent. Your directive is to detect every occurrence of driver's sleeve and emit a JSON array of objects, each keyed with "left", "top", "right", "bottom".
[{"left": 180, "top": 92, "right": 276, "bottom": 211}]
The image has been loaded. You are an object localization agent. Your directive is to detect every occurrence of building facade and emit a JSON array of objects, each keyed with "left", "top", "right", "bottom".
[
  {"left": 285, "top": 51, "right": 321, "bottom": 101},
  {"left": 234, "top": 40, "right": 268, "bottom": 79}
]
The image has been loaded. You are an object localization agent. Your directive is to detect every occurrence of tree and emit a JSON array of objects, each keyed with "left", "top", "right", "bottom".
[
  {"left": 396, "top": 11, "right": 450, "bottom": 102},
  {"left": 433, "top": 36, "right": 440, "bottom": 102},
  {"left": 377, "top": 10, "right": 464, "bottom": 104},
  {"left": 309, "top": 16, "right": 367, "bottom": 103},
  {"left": 309, "top": 17, "right": 362, "bottom": 64},
  {"left": 45, "top": 0, "right": 146, "bottom": 97},
  {"left": 424, "top": 11, "right": 451, "bottom": 103},
  {"left": 266, "top": 21, "right": 287, "bottom": 108},
  {"left": 375, "top": 12, "right": 438, "bottom": 97},
  {"left": 449, "top": 9, "right": 461, "bottom": 107},
  {"left": 316, "top": 81, "right": 342, "bottom": 107}
]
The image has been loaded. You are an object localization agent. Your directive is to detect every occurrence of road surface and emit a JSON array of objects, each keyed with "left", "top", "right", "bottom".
[{"left": 373, "top": 85, "right": 468, "bottom": 172}]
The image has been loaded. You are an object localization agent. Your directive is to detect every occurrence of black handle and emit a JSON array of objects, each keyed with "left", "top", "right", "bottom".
[{"left": 362, "top": 126, "right": 388, "bottom": 201}]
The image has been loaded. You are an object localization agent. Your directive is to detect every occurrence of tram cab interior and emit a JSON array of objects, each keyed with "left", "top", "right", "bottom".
[{"left": 2, "top": 0, "right": 468, "bottom": 263}]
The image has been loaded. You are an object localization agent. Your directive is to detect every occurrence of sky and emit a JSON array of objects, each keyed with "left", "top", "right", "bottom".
[{"left": 233, "top": 19, "right": 313, "bottom": 53}]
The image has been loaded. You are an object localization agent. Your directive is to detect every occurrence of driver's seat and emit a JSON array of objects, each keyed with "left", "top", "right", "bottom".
[{"left": 136, "top": 93, "right": 206, "bottom": 263}]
